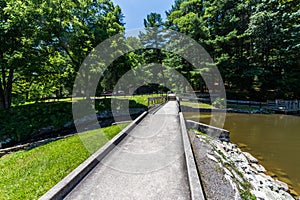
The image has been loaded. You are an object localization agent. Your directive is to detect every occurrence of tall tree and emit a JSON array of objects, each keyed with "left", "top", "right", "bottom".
[
  {"left": 139, "top": 13, "right": 168, "bottom": 89},
  {"left": 0, "top": 0, "right": 43, "bottom": 108},
  {"left": 246, "top": 0, "right": 300, "bottom": 98},
  {"left": 166, "top": 0, "right": 210, "bottom": 92},
  {"left": 165, "top": 0, "right": 300, "bottom": 100},
  {"left": 0, "top": 0, "right": 125, "bottom": 108}
]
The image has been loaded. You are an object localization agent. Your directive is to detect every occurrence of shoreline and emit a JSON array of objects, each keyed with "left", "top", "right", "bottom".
[
  {"left": 183, "top": 111, "right": 300, "bottom": 198},
  {"left": 181, "top": 105, "right": 272, "bottom": 114},
  {"left": 181, "top": 104, "right": 300, "bottom": 116},
  {"left": 189, "top": 130, "right": 298, "bottom": 199},
  {"left": 236, "top": 143, "right": 300, "bottom": 198}
]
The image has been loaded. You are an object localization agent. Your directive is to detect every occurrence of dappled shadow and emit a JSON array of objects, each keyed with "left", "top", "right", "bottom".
[{"left": 0, "top": 98, "right": 147, "bottom": 148}]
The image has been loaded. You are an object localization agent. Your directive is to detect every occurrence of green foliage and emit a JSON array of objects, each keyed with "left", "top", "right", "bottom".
[
  {"left": 0, "top": 102, "right": 72, "bottom": 143},
  {"left": 128, "top": 95, "right": 153, "bottom": 107},
  {"left": 165, "top": 0, "right": 300, "bottom": 100},
  {"left": 144, "top": 12, "right": 164, "bottom": 28},
  {"left": 240, "top": 188, "right": 257, "bottom": 200},
  {"left": 0, "top": 95, "right": 150, "bottom": 146},
  {"left": 0, "top": 124, "right": 128, "bottom": 200},
  {"left": 95, "top": 96, "right": 148, "bottom": 111},
  {"left": 212, "top": 97, "right": 226, "bottom": 109},
  {"left": 0, "top": 0, "right": 125, "bottom": 108},
  {"left": 1, "top": 0, "right": 299, "bottom": 109},
  {"left": 180, "top": 101, "right": 213, "bottom": 109}
]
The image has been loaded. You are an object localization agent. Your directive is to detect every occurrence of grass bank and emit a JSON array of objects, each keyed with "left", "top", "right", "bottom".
[
  {"left": 180, "top": 101, "right": 213, "bottom": 109},
  {"left": 180, "top": 100, "right": 263, "bottom": 112},
  {"left": 0, "top": 124, "right": 128, "bottom": 200},
  {"left": 0, "top": 94, "right": 160, "bottom": 147}
]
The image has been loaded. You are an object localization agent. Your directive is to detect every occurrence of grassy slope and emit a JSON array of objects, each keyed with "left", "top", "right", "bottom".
[
  {"left": 180, "top": 101, "right": 213, "bottom": 109},
  {"left": 116, "top": 94, "right": 162, "bottom": 106},
  {"left": 0, "top": 94, "right": 161, "bottom": 199},
  {"left": 180, "top": 101, "right": 260, "bottom": 112},
  {"left": 0, "top": 124, "right": 128, "bottom": 200},
  {"left": 0, "top": 94, "right": 156, "bottom": 145}
]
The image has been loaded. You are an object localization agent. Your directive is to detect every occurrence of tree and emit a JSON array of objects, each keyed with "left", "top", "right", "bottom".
[
  {"left": 165, "top": 0, "right": 300, "bottom": 100},
  {"left": 166, "top": 0, "right": 210, "bottom": 92},
  {"left": 39, "top": 0, "right": 124, "bottom": 99},
  {"left": 139, "top": 13, "right": 170, "bottom": 90},
  {"left": 0, "top": 0, "right": 43, "bottom": 108},
  {"left": 0, "top": 0, "right": 125, "bottom": 108},
  {"left": 246, "top": 0, "right": 300, "bottom": 99}
]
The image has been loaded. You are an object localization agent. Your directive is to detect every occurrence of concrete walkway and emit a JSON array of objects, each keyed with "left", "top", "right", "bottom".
[{"left": 65, "top": 101, "right": 191, "bottom": 200}]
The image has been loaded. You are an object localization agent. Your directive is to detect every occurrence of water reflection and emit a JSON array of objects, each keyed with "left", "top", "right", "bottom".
[{"left": 184, "top": 112, "right": 300, "bottom": 196}]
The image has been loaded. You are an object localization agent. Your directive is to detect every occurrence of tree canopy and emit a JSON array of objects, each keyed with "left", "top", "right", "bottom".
[
  {"left": 165, "top": 0, "right": 300, "bottom": 100},
  {"left": 0, "top": 0, "right": 299, "bottom": 109},
  {"left": 0, "top": 0, "right": 124, "bottom": 108}
]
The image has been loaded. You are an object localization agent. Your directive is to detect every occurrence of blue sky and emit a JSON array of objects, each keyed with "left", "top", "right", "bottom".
[{"left": 112, "top": 0, "right": 174, "bottom": 30}]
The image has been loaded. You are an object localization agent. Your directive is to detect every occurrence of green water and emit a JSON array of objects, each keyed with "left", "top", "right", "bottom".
[{"left": 184, "top": 112, "right": 300, "bottom": 196}]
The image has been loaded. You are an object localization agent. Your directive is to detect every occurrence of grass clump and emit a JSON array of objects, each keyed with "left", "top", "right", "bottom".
[
  {"left": 192, "top": 129, "right": 212, "bottom": 143},
  {"left": 240, "top": 184, "right": 257, "bottom": 200},
  {"left": 0, "top": 124, "right": 128, "bottom": 200},
  {"left": 193, "top": 129, "right": 206, "bottom": 136}
]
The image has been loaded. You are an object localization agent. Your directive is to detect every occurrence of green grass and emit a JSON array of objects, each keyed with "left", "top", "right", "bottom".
[
  {"left": 227, "top": 104, "right": 260, "bottom": 112},
  {"left": 117, "top": 94, "right": 163, "bottom": 107},
  {"left": 181, "top": 100, "right": 261, "bottom": 112},
  {"left": 0, "top": 102, "right": 73, "bottom": 143},
  {"left": 12, "top": 97, "right": 78, "bottom": 107},
  {"left": 0, "top": 124, "right": 128, "bottom": 200},
  {"left": 180, "top": 101, "right": 213, "bottom": 109},
  {"left": 192, "top": 129, "right": 205, "bottom": 135},
  {"left": 1, "top": 95, "right": 155, "bottom": 146}
]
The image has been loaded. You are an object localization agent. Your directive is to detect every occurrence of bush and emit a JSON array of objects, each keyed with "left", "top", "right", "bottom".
[
  {"left": 0, "top": 102, "right": 72, "bottom": 145},
  {"left": 212, "top": 97, "right": 226, "bottom": 109}
]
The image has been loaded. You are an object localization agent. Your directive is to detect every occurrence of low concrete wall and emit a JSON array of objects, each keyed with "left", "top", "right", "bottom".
[
  {"left": 40, "top": 111, "right": 148, "bottom": 200},
  {"left": 179, "top": 113, "right": 206, "bottom": 200},
  {"left": 186, "top": 120, "right": 230, "bottom": 142},
  {"left": 180, "top": 105, "right": 228, "bottom": 113}
]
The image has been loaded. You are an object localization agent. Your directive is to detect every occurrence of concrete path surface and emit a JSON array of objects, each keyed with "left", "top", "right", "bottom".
[{"left": 65, "top": 101, "right": 191, "bottom": 200}]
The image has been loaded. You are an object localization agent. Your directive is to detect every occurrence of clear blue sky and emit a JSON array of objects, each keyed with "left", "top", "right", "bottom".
[{"left": 112, "top": 0, "right": 174, "bottom": 30}]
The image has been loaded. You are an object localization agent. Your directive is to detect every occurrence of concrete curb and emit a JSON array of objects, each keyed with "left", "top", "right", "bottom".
[
  {"left": 186, "top": 120, "right": 230, "bottom": 142},
  {"left": 148, "top": 101, "right": 167, "bottom": 115},
  {"left": 39, "top": 111, "right": 148, "bottom": 200},
  {"left": 179, "top": 112, "right": 206, "bottom": 200}
]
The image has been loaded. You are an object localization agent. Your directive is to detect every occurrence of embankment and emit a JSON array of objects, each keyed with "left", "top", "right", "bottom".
[{"left": 187, "top": 121, "right": 296, "bottom": 200}]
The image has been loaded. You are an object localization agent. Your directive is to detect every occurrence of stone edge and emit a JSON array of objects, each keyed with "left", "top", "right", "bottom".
[
  {"left": 179, "top": 112, "right": 206, "bottom": 200},
  {"left": 39, "top": 111, "right": 148, "bottom": 200},
  {"left": 186, "top": 120, "right": 230, "bottom": 142}
]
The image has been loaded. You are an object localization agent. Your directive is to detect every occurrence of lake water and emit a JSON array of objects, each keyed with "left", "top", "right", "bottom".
[{"left": 183, "top": 112, "right": 300, "bottom": 196}]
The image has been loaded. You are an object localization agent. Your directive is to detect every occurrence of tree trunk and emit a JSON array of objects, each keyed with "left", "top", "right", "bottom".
[{"left": 0, "top": 68, "right": 14, "bottom": 109}]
